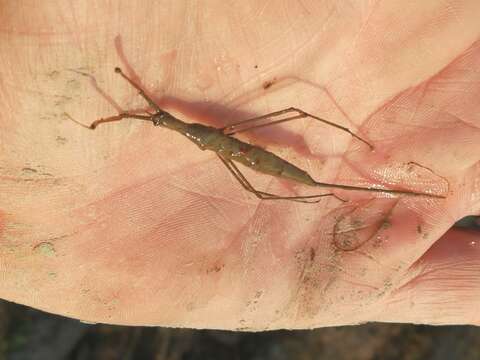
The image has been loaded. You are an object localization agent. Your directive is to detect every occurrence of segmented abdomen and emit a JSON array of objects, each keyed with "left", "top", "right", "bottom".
[
  {"left": 181, "top": 123, "right": 316, "bottom": 187},
  {"left": 216, "top": 135, "right": 316, "bottom": 187}
]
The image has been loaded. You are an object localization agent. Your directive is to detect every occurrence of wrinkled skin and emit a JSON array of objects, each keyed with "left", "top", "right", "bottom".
[{"left": 0, "top": 1, "right": 479, "bottom": 329}]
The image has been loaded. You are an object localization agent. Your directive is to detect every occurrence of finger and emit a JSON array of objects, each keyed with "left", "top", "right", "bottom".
[
  {"left": 464, "top": 162, "right": 480, "bottom": 216},
  {"left": 377, "top": 228, "right": 480, "bottom": 325}
]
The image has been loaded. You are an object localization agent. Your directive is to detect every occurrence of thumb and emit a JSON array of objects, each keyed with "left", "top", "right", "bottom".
[
  {"left": 378, "top": 227, "right": 480, "bottom": 325},
  {"left": 461, "top": 161, "right": 480, "bottom": 217}
]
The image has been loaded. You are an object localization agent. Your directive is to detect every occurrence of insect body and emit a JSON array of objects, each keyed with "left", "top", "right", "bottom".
[
  {"left": 169, "top": 119, "right": 316, "bottom": 186},
  {"left": 75, "top": 67, "right": 446, "bottom": 203}
]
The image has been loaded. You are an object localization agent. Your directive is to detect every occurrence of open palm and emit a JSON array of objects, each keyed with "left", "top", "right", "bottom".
[{"left": 0, "top": 1, "right": 479, "bottom": 328}]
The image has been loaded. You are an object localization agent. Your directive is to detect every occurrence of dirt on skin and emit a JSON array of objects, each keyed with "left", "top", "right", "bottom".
[{"left": 1, "top": 218, "right": 478, "bottom": 359}]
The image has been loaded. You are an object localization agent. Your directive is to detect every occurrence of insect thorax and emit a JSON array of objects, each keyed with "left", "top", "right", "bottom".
[{"left": 183, "top": 123, "right": 222, "bottom": 150}]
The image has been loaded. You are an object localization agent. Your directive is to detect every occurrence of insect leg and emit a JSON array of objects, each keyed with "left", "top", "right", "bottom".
[
  {"left": 65, "top": 112, "right": 152, "bottom": 130},
  {"left": 222, "top": 107, "right": 373, "bottom": 150},
  {"left": 217, "top": 155, "right": 341, "bottom": 203},
  {"left": 113, "top": 67, "right": 161, "bottom": 112},
  {"left": 218, "top": 155, "right": 322, "bottom": 203},
  {"left": 221, "top": 108, "right": 305, "bottom": 134},
  {"left": 294, "top": 108, "right": 373, "bottom": 150}
]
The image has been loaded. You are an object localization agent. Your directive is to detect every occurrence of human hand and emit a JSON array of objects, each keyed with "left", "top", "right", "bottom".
[{"left": 0, "top": 1, "right": 479, "bottom": 328}]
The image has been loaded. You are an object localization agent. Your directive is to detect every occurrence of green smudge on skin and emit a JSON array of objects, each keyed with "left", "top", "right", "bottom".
[{"left": 34, "top": 242, "right": 56, "bottom": 257}]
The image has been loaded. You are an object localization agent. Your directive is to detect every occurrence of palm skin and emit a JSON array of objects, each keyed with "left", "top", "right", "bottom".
[{"left": 0, "top": 1, "right": 479, "bottom": 328}]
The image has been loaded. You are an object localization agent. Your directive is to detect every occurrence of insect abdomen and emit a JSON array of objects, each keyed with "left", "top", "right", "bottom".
[
  {"left": 183, "top": 127, "right": 316, "bottom": 187},
  {"left": 224, "top": 138, "right": 316, "bottom": 187}
]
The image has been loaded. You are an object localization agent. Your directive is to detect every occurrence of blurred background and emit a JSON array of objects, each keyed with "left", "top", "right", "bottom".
[
  {"left": 1, "top": 301, "right": 479, "bottom": 360},
  {"left": 1, "top": 216, "right": 478, "bottom": 360}
]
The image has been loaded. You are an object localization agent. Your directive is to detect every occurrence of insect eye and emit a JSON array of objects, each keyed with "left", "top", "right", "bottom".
[{"left": 152, "top": 115, "right": 162, "bottom": 126}]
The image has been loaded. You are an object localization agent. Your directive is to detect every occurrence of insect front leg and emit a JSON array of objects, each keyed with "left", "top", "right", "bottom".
[
  {"left": 114, "top": 67, "right": 161, "bottom": 112},
  {"left": 65, "top": 112, "right": 153, "bottom": 129}
]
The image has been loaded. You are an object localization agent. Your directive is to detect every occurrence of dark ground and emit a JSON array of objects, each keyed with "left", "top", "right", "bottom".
[
  {"left": 1, "top": 301, "right": 479, "bottom": 360},
  {"left": 1, "top": 217, "right": 478, "bottom": 360}
]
